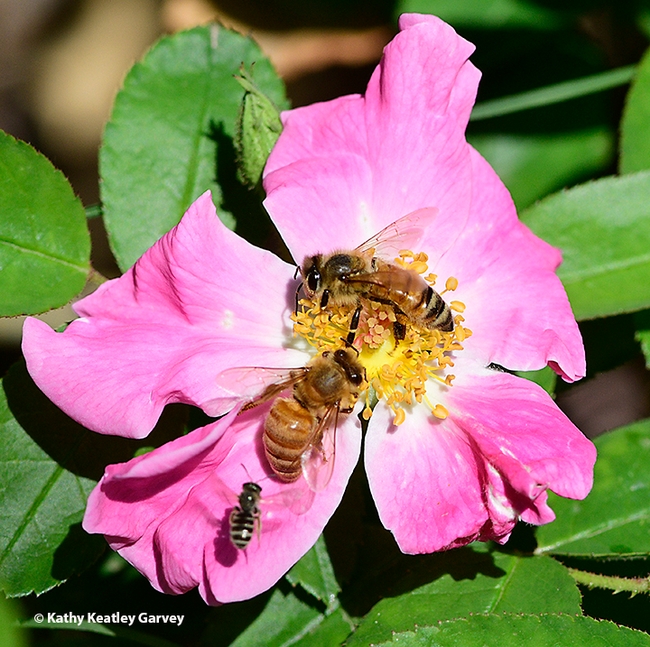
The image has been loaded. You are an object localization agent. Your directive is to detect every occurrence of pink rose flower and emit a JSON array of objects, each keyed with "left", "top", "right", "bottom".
[{"left": 22, "top": 13, "right": 596, "bottom": 603}]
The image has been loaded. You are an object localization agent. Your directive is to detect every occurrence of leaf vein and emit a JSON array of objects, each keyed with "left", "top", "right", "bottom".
[
  {"left": 537, "top": 509, "right": 650, "bottom": 553},
  {"left": 0, "top": 464, "right": 65, "bottom": 568},
  {"left": 0, "top": 237, "right": 88, "bottom": 272},
  {"left": 561, "top": 251, "right": 650, "bottom": 283},
  {"left": 486, "top": 557, "right": 517, "bottom": 612}
]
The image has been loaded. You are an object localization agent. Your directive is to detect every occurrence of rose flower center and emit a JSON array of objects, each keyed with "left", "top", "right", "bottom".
[{"left": 292, "top": 251, "right": 471, "bottom": 425}]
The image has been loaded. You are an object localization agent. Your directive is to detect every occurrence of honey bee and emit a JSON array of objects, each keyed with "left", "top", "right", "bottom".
[
  {"left": 229, "top": 481, "right": 262, "bottom": 550},
  {"left": 298, "top": 208, "right": 453, "bottom": 342},
  {"left": 217, "top": 348, "right": 366, "bottom": 490}
]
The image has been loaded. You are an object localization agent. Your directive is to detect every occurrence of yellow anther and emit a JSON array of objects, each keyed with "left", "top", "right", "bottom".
[
  {"left": 450, "top": 300, "right": 466, "bottom": 313},
  {"left": 445, "top": 276, "right": 459, "bottom": 291},
  {"left": 432, "top": 404, "right": 449, "bottom": 419},
  {"left": 409, "top": 261, "right": 429, "bottom": 274},
  {"left": 392, "top": 407, "right": 406, "bottom": 426}
]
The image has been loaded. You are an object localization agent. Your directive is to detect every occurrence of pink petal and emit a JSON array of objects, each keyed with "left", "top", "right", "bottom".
[
  {"left": 448, "top": 367, "right": 596, "bottom": 502},
  {"left": 83, "top": 411, "right": 239, "bottom": 567},
  {"left": 434, "top": 148, "right": 585, "bottom": 381},
  {"left": 365, "top": 403, "right": 491, "bottom": 554},
  {"left": 365, "top": 367, "right": 595, "bottom": 553},
  {"left": 84, "top": 403, "right": 362, "bottom": 603},
  {"left": 263, "top": 14, "right": 479, "bottom": 262},
  {"left": 23, "top": 192, "right": 308, "bottom": 438},
  {"left": 263, "top": 12, "right": 583, "bottom": 384},
  {"left": 201, "top": 408, "right": 362, "bottom": 603}
]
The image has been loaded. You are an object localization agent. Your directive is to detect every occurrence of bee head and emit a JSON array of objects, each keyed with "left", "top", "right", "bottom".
[{"left": 333, "top": 348, "right": 366, "bottom": 386}]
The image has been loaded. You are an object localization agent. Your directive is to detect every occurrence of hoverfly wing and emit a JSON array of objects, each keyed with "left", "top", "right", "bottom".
[
  {"left": 274, "top": 482, "right": 316, "bottom": 516},
  {"left": 301, "top": 405, "right": 339, "bottom": 492},
  {"left": 214, "top": 366, "right": 309, "bottom": 407},
  {"left": 355, "top": 207, "right": 438, "bottom": 259},
  {"left": 249, "top": 483, "right": 315, "bottom": 537}
]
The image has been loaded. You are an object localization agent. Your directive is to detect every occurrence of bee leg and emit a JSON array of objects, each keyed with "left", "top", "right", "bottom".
[
  {"left": 294, "top": 281, "right": 304, "bottom": 314},
  {"left": 346, "top": 305, "right": 362, "bottom": 346},
  {"left": 393, "top": 313, "right": 408, "bottom": 342}
]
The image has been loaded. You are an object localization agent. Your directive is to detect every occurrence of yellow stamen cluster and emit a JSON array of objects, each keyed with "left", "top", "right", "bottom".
[{"left": 291, "top": 252, "right": 472, "bottom": 425}]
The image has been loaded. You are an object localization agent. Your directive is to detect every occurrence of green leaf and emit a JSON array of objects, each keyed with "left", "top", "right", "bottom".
[
  {"left": 375, "top": 614, "right": 650, "bottom": 647},
  {"left": 100, "top": 25, "right": 288, "bottom": 271},
  {"left": 469, "top": 129, "right": 613, "bottom": 210},
  {"left": 0, "top": 595, "right": 28, "bottom": 647},
  {"left": 18, "top": 620, "right": 181, "bottom": 647},
  {"left": 515, "top": 366, "right": 557, "bottom": 396},
  {"left": 286, "top": 535, "right": 340, "bottom": 609},
  {"left": 289, "top": 608, "right": 352, "bottom": 647},
  {"left": 520, "top": 171, "right": 650, "bottom": 320},
  {"left": 0, "top": 364, "right": 102, "bottom": 596},
  {"left": 395, "top": 0, "right": 564, "bottom": 30},
  {"left": 536, "top": 419, "right": 650, "bottom": 556},
  {"left": 228, "top": 587, "right": 348, "bottom": 647},
  {"left": 0, "top": 131, "right": 90, "bottom": 316},
  {"left": 345, "top": 549, "right": 581, "bottom": 647},
  {"left": 620, "top": 47, "right": 650, "bottom": 174},
  {"left": 0, "top": 360, "right": 172, "bottom": 596},
  {"left": 471, "top": 66, "right": 635, "bottom": 121}
]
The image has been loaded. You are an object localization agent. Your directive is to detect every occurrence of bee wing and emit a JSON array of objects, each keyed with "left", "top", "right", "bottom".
[
  {"left": 300, "top": 404, "right": 340, "bottom": 492},
  {"left": 343, "top": 270, "right": 396, "bottom": 288},
  {"left": 355, "top": 207, "right": 438, "bottom": 259},
  {"left": 214, "top": 366, "right": 309, "bottom": 406}
]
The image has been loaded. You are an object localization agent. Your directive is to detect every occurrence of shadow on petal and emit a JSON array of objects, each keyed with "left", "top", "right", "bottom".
[{"left": 214, "top": 510, "right": 239, "bottom": 568}]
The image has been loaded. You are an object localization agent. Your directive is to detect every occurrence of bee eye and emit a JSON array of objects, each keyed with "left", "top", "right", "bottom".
[
  {"left": 349, "top": 370, "right": 363, "bottom": 385},
  {"left": 307, "top": 269, "right": 321, "bottom": 292}
]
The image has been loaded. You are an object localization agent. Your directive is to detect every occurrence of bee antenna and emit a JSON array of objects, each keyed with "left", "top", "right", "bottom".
[
  {"left": 293, "top": 265, "right": 301, "bottom": 280},
  {"left": 240, "top": 463, "right": 254, "bottom": 482},
  {"left": 240, "top": 463, "right": 273, "bottom": 485},
  {"left": 339, "top": 337, "right": 360, "bottom": 355}
]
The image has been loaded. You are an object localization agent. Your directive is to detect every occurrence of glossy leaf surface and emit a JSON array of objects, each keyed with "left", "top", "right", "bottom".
[
  {"left": 346, "top": 550, "right": 580, "bottom": 646},
  {"left": 375, "top": 614, "right": 650, "bottom": 646},
  {"left": 100, "top": 25, "right": 288, "bottom": 270},
  {"left": 0, "top": 131, "right": 89, "bottom": 316},
  {"left": 521, "top": 171, "right": 650, "bottom": 320},
  {"left": 621, "top": 47, "right": 650, "bottom": 174}
]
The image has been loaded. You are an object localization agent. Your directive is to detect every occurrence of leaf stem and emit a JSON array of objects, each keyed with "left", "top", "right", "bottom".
[
  {"left": 471, "top": 65, "right": 636, "bottom": 121},
  {"left": 568, "top": 567, "right": 650, "bottom": 596},
  {"left": 87, "top": 266, "right": 111, "bottom": 289}
]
